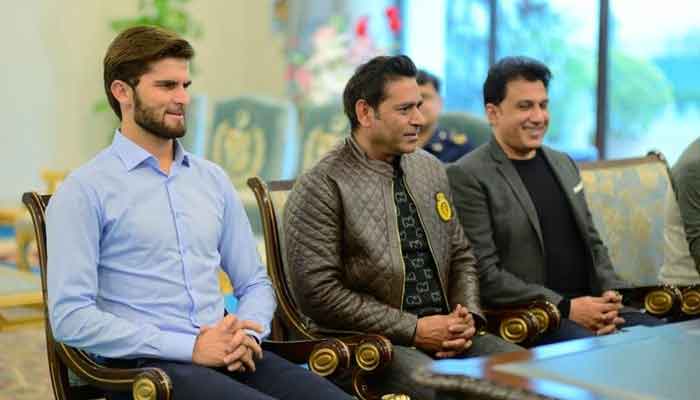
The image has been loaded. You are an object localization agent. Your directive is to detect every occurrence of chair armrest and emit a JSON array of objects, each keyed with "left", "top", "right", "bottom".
[
  {"left": 484, "top": 300, "right": 560, "bottom": 345},
  {"left": 617, "top": 286, "right": 682, "bottom": 318},
  {"left": 680, "top": 285, "right": 700, "bottom": 317},
  {"left": 263, "top": 338, "right": 350, "bottom": 376},
  {"left": 617, "top": 285, "right": 700, "bottom": 320},
  {"left": 263, "top": 335, "right": 396, "bottom": 400},
  {"left": 484, "top": 308, "right": 540, "bottom": 345},
  {"left": 528, "top": 300, "right": 561, "bottom": 333},
  {"left": 57, "top": 344, "right": 172, "bottom": 400},
  {"left": 262, "top": 334, "right": 393, "bottom": 376}
]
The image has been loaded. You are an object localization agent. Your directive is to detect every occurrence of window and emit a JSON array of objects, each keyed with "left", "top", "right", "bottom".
[
  {"left": 496, "top": 0, "right": 599, "bottom": 160},
  {"left": 402, "top": 0, "right": 700, "bottom": 162},
  {"left": 606, "top": 0, "right": 700, "bottom": 164},
  {"left": 444, "top": 0, "right": 490, "bottom": 114}
]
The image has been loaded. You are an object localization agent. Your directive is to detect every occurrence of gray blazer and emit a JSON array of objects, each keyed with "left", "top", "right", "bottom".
[{"left": 446, "top": 139, "right": 628, "bottom": 307}]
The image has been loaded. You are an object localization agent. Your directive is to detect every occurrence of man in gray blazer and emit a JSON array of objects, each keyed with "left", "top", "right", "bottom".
[{"left": 446, "top": 56, "right": 661, "bottom": 345}]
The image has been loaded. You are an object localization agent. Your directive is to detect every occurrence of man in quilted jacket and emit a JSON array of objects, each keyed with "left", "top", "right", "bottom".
[{"left": 284, "top": 55, "right": 520, "bottom": 400}]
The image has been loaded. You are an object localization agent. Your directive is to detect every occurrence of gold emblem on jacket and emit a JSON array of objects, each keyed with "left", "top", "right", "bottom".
[{"left": 435, "top": 192, "right": 452, "bottom": 221}]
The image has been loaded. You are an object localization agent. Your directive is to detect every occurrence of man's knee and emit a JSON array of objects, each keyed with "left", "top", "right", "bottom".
[
  {"left": 465, "top": 332, "right": 523, "bottom": 357},
  {"left": 369, "top": 346, "right": 436, "bottom": 400},
  {"left": 250, "top": 351, "right": 352, "bottom": 400},
  {"left": 620, "top": 311, "right": 664, "bottom": 327},
  {"left": 535, "top": 318, "right": 594, "bottom": 346}
]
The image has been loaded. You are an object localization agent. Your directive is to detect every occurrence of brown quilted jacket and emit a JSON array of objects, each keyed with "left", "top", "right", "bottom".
[{"left": 284, "top": 137, "right": 484, "bottom": 345}]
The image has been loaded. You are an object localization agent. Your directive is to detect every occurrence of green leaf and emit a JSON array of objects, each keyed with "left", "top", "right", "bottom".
[{"left": 93, "top": 99, "right": 111, "bottom": 113}]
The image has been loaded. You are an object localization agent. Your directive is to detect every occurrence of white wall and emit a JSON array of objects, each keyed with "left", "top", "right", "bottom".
[{"left": 0, "top": 0, "right": 286, "bottom": 204}]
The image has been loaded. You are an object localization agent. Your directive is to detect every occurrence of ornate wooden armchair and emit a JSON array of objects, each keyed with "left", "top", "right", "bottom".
[
  {"left": 483, "top": 300, "right": 561, "bottom": 346},
  {"left": 24, "top": 191, "right": 393, "bottom": 400},
  {"left": 247, "top": 177, "right": 403, "bottom": 400},
  {"left": 580, "top": 152, "right": 700, "bottom": 320},
  {"left": 22, "top": 192, "right": 172, "bottom": 400},
  {"left": 207, "top": 96, "right": 300, "bottom": 191},
  {"left": 207, "top": 96, "right": 301, "bottom": 235},
  {"left": 297, "top": 102, "right": 347, "bottom": 173}
]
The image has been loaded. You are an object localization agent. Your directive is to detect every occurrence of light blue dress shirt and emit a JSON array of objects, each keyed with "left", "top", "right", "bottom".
[{"left": 46, "top": 131, "right": 275, "bottom": 362}]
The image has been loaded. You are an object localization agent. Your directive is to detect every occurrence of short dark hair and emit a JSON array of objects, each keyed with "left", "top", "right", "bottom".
[
  {"left": 483, "top": 56, "right": 551, "bottom": 106},
  {"left": 417, "top": 69, "right": 440, "bottom": 93},
  {"left": 103, "top": 26, "right": 194, "bottom": 120},
  {"left": 343, "top": 55, "right": 418, "bottom": 131}
]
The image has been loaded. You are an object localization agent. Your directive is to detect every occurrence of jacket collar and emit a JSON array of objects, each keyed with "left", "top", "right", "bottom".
[
  {"left": 488, "top": 138, "right": 545, "bottom": 251},
  {"left": 347, "top": 135, "right": 402, "bottom": 178},
  {"left": 487, "top": 139, "right": 586, "bottom": 254}
]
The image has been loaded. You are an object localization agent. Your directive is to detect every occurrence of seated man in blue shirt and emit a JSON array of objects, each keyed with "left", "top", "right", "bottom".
[
  {"left": 416, "top": 69, "right": 474, "bottom": 162},
  {"left": 46, "top": 26, "right": 350, "bottom": 400}
]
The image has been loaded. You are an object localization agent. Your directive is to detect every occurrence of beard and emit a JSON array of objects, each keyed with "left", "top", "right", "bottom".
[{"left": 133, "top": 92, "right": 187, "bottom": 140}]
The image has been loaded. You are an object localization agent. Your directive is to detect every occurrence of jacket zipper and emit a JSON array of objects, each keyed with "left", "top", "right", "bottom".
[
  {"left": 402, "top": 176, "right": 451, "bottom": 309},
  {"left": 391, "top": 180, "right": 407, "bottom": 311}
]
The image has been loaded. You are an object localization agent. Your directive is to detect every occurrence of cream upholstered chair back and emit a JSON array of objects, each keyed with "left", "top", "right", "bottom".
[{"left": 579, "top": 152, "right": 671, "bottom": 286}]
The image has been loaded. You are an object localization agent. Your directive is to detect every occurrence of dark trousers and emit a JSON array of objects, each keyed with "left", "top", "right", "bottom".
[
  {"left": 107, "top": 350, "right": 352, "bottom": 400},
  {"left": 352, "top": 333, "right": 522, "bottom": 400},
  {"left": 535, "top": 310, "right": 663, "bottom": 346}
]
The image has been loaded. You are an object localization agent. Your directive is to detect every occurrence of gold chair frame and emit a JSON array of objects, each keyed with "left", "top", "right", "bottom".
[
  {"left": 579, "top": 151, "right": 700, "bottom": 321},
  {"left": 247, "top": 177, "right": 399, "bottom": 400},
  {"left": 484, "top": 300, "right": 561, "bottom": 346},
  {"left": 23, "top": 192, "right": 172, "bottom": 400},
  {"left": 24, "top": 191, "right": 386, "bottom": 400}
]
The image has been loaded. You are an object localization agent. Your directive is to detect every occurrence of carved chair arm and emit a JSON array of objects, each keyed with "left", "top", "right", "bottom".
[
  {"left": 617, "top": 286, "right": 681, "bottom": 317},
  {"left": 58, "top": 345, "right": 172, "bottom": 400},
  {"left": 680, "top": 285, "right": 700, "bottom": 316},
  {"left": 484, "top": 300, "right": 560, "bottom": 345},
  {"left": 617, "top": 285, "right": 700, "bottom": 319},
  {"left": 263, "top": 335, "right": 396, "bottom": 400},
  {"left": 262, "top": 334, "right": 393, "bottom": 377}
]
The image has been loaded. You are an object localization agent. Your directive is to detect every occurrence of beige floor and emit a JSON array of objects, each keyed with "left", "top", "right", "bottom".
[{"left": 0, "top": 322, "right": 52, "bottom": 400}]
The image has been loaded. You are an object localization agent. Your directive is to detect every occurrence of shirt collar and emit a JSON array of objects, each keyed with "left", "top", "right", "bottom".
[
  {"left": 174, "top": 139, "right": 191, "bottom": 168},
  {"left": 111, "top": 130, "right": 190, "bottom": 171}
]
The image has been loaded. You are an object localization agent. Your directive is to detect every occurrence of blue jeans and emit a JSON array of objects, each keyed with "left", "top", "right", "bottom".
[{"left": 107, "top": 350, "right": 351, "bottom": 400}]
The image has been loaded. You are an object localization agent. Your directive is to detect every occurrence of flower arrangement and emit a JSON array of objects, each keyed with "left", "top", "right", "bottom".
[{"left": 286, "top": 6, "right": 402, "bottom": 105}]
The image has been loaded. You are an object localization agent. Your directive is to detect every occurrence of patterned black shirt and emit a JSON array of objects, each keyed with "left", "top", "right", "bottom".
[{"left": 393, "top": 158, "right": 447, "bottom": 317}]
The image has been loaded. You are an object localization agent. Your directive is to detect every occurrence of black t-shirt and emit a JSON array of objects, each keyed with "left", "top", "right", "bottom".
[{"left": 511, "top": 150, "right": 591, "bottom": 299}]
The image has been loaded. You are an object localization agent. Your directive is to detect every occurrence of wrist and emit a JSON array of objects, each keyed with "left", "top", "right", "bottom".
[
  {"left": 191, "top": 332, "right": 203, "bottom": 363},
  {"left": 413, "top": 317, "right": 428, "bottom": 347},
  {"left": 557, "top": 298, "right": 571, "bottom": 319},
  {"left": 412, "top": 320, "right": 419, "bottom": 342}
]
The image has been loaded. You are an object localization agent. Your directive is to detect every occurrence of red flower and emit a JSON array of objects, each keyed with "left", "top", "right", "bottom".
[
  {"left": 386, "top": 6, "right": 401, "bottom": 33},
  {"left": 355, "top": 15, "right": 369, "bottom": 38},
  {"left": 285, "top": 65, "right": 295, "bottom": 81}
]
